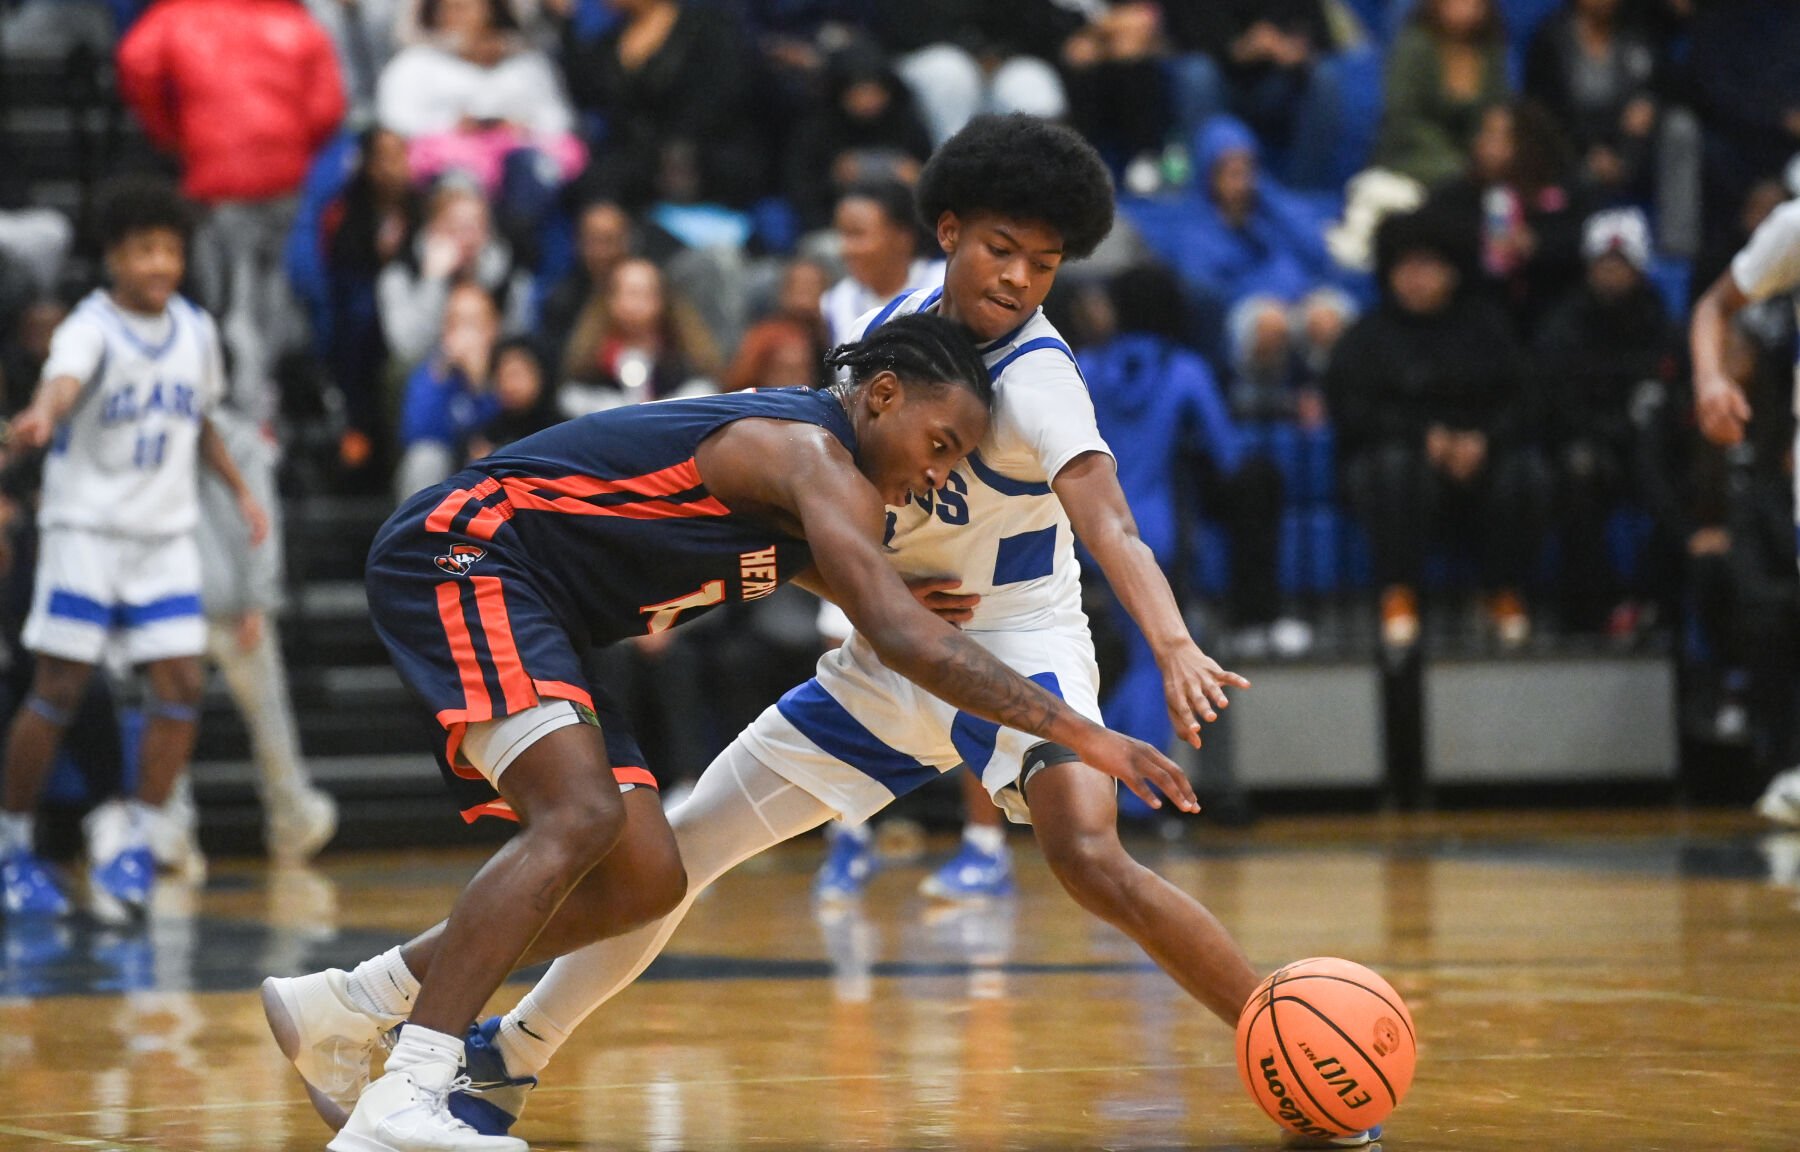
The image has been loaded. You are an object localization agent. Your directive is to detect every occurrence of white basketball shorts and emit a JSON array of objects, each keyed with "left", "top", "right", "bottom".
[
  {"left": 739, "top": 625, "right": 1104, "bottom": 825},
  {"left": 22, "top": 527, "right": 206, "bottom": 665}
]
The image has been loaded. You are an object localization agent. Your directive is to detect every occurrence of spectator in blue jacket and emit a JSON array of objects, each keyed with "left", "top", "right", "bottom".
[
  {"left": 396, "top": 280, "right": 502, "bottom": 498},
  {"left": 1146, "top": 117, "right": 1355, "bottom": 395},
  {"left": 1077, "top": 264, "right": 1296, "bottom": 754}
]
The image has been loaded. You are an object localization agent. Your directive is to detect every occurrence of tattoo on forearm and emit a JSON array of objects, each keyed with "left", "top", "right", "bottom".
[{"left": 924, "top": 633, "right": 1066, "bottom": 737}]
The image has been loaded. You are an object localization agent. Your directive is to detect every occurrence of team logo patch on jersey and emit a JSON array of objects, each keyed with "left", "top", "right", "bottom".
[{"left": 434, "top": 544, "right": 487, "bottom": 576}]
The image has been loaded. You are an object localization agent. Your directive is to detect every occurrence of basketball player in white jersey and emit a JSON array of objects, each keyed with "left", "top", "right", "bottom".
[
  {"left": 0, "top": 177, "right": 268, "bottom": 921},
  {"left": 1691, "top": 192, "right": 1800, "bottom": 828},
  {"left": 268, "top": 117, "right": 1370, "bottom": 1149}
]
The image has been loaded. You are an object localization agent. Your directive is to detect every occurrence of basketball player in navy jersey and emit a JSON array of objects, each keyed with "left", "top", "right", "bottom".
[{"left": 265, "top": 312, "right": 1197, "bottom": 1152}]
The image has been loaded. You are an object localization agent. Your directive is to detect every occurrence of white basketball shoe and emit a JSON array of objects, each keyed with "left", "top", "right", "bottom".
[
  {"left": 261, "top": 968, "right": 388, "bottom": 1129},
  {"left": 1755, "top": 766, "right": 1800, "bottom": 827},
  {"left": 328, "top": 1062, "right": 526, "bottom": 1152},
  {"left": 267, "top": 785, "right": 339, "bottom": 864}
]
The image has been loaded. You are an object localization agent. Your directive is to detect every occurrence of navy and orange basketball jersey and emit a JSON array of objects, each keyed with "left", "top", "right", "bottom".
[
  {"left": 375, "top": 386, "right": 852, "bottom": 647},
  {"left": 365, "top": 387, "right": 856, "bottom": 820}
]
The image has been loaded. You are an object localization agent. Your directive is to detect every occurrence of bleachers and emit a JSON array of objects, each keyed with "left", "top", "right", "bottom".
[{"left": 188, "top": 496, "right": 456, "bottom": 851}]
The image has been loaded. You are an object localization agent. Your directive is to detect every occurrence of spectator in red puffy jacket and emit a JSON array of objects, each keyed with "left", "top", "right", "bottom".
[{"left": 118, "top": 0, "right": 347, "bottom": 422}]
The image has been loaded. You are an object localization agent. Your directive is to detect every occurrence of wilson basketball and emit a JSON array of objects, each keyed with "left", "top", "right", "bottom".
[{"left": 1236, "top": 957, "right": 1417, "bottom": 1140}]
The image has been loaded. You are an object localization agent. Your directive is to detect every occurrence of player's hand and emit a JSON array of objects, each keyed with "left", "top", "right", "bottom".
[
  {"left": 9, "top": 407, "right": 55, "bottom": 450},
  {"left": 240, "top": 492, "right": 271, "bottom": 547},
  {"left": 1157, "top": 640, "right": 1251, "bottom": 748},
  {"left": 1695, "top": 372, "right": 1752, "bottom": 446},
  {"left": 1071, "top": 725, "right": 1200, "bottom": 814},
  {"left": 908, "top": 576, "right": 980, "bottom": 627}
]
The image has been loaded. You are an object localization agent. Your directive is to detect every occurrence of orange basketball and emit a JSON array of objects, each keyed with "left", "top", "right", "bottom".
[{"left": 1235, "top": 957, "right": 1416, "bottom": 1140}]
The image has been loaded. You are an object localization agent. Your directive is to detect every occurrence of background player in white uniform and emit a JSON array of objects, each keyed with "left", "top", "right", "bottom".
[
  {"left": 266, "top": 117, "right": 1371, "bottom": 1151},
  {"left": 819, "top": 179, "right": 946, "bottom": 346},
  {"left": 0, "top": 177, "right": 268, "bottom": 920},
  {"left": 1691, "top": 195, "right": 1800, "bottom": 827}
]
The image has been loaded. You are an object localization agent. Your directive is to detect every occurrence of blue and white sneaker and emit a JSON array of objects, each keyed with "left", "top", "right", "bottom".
[
  {"left": 89, "top": 845, "right": 154, "bottom": 923},
  {"left": 86, "top": 800, "right": 154, "bottom": 922},
  {"left": 1, "top": 849, "right": 70, "bottom": 917},
  {"left": 449, "top": 1016, "right": 537, "bottom": 1136},
  {"left": 814, "top": 827, "right": 876, "bottom": 902},
  {"left": 918, "top": 840, "right": 1014, "bottom": 901},
  {"left": 1282, "top": 1124, "right": 1383, "bottom": 1148}
]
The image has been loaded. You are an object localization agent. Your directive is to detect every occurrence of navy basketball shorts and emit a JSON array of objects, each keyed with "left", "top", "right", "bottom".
[{"left": 365, "top": 485, "right": 655, "bottom": 824}]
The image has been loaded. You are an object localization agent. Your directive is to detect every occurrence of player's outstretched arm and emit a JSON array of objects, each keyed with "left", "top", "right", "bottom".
[
  {"left": 198, "top": 416, "right": 270, "bottom": 546},
  {"left": 9, "top": 375, "right": 83, "bottom": 449},
  {"left": 1053, "top": 449, "right": 1249, "bottom": 748},
  {"left": 1689, "top": 270, "right": 1753, "bottom": 447},
  {"left": 702, "top": 421, "right": 1197, "bottom": 812}
]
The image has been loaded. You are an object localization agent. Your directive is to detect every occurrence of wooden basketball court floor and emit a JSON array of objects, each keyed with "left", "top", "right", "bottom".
[{"left": 2, "top": 808, "right": 1797, "bottom": 1151}]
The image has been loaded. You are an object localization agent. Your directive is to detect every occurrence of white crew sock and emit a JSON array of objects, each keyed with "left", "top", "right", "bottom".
[
  {"left": 495, "top": 993, "right": 568, "bottom": 1079},
  {"left": 964, "top": 822, "right": 1007, "bottom": 857},
  {"left": 385, "top": 1023, "right": 463, "bottom": 1076},
  {"left": 346, "top": 947, "right": 421, "bottom": 1024}
]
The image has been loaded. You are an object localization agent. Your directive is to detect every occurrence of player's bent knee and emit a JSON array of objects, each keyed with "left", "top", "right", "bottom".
[
  {"left": 516, "top": 784, "right": 627, "bottom": 878},
  {"left": 1038, "top": 825, "right": 1131, "bottom": 899},
  {"left": 146, "top": 657, "right": 204, "bottom": 705},
  {"left": 642, "top": 859, "right": 688, "bottom": 923},
  {"left": 560, "top": 797, "right": 628, "bottom": 863}
]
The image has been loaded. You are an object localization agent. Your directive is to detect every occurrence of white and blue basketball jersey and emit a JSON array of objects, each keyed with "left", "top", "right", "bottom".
[
  {"left": 844, "top": 285, "right": 1112, "bottom": 634},
  {"left": 737, "top": 288, "right": 1115, "bottom": 823},
  {"left": 36, "top": 291, "right": 222, "bottom": 537}
]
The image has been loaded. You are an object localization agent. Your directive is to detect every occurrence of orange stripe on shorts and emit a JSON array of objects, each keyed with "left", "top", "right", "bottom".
[
  {"left": 435, "top": 582, "right": 491, "bottom": 726},
  {"left": 471, "top": 576, "right": 535, "bottom": 714}
]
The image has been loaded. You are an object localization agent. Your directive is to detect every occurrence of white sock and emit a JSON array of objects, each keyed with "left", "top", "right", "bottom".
[
  {"left": 385, "top": 1023, "right": 463, "bottom": 1076},
  {"left": 964, "top": 823, "right": 1007, "bottom": 857},
  {"left": 0, "top": 810, "right": 32, "bottom": 855},
  {"left": 346, "top": 947, "right": 420, "bottom": 1024},
  {"left": 496, "top": 993, "right": 566, "bottom": 1078}
]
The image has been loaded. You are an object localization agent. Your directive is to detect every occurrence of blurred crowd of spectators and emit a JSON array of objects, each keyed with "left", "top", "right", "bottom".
[{"left": 1, "top": 0, "right": 1798, "bottom": 781}]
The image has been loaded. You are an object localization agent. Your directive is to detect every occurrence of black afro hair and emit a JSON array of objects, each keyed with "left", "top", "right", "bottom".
[
  {"left": 94, "top": 174, "right": 194, "bottom": 252},
  {"left": 916, "top": 114, "right": 1115, "bottom": 261}
]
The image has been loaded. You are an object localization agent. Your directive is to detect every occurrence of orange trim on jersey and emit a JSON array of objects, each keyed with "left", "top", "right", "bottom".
[
  {"left": 464, "top": 500, "right": 515, "bottom": 540},
  {"left": 499, "top": 479, "right": 730, "bottom": 521},
  {"left": 471, "top": 576, "right": 535, "bottom": 714},
  {"left": 436, "top": 581, "right": 491, "bottom": 727},
  {"left": 524, "top": 458, "right": 706, "bottom": 501},
  {"left": 613, "top": 765, "right": 659, "bottom": 790},
  {"left": 532, "top": 679, "right": 595, "bottom": 710},
  {"left": 425, "top": 476, "right": 501, "bottom": 533}
]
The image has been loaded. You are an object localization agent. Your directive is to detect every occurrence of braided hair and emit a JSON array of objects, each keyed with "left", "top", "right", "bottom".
[{"left": 824, "top": 311, "right": 993, "bottom": 410}]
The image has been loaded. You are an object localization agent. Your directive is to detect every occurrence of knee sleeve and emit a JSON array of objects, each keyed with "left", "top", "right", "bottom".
[
  {"left": 24, "top": 695, "right": 73, "bottom": 726},
  {"left": 145, "top": 697, "right": 200, "bottom": 723}
]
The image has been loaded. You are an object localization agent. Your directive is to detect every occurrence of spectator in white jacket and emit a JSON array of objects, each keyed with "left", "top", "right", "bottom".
[
  {"left": 376, "top": 0, "right": 574, "bottom": 140},
  {"left": 375, "top": 180, "right": 534, "bottom": 370}
]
